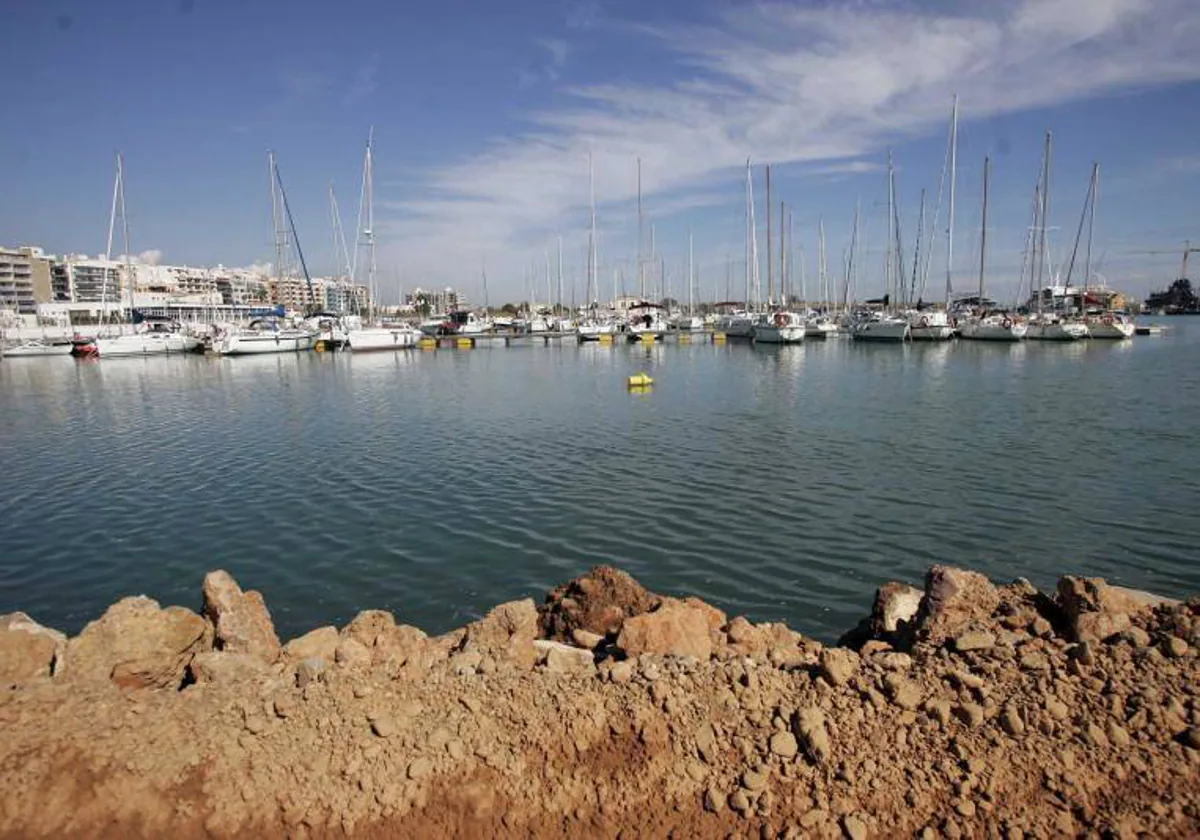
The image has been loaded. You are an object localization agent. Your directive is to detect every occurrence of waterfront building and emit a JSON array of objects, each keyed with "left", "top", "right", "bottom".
[
  {"left": 406, "top": 286, "right": 466, "bottom": 312},
  {"left": 0, "top": 246, "right": 52, "bottom": 313}
]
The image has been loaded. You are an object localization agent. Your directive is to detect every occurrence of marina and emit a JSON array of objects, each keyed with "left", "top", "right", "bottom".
[{"left": 1, "top": 318, "right": 1196, "bottom": 645}]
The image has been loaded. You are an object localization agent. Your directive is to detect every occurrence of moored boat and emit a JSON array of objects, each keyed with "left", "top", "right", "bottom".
[{"left": 752, "top": 311, "right": 806, "bottom": 344}]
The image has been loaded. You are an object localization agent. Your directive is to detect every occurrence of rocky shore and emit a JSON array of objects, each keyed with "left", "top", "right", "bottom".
[{"left": 1, "top": 565, "right": 1198, "bottom": 839}]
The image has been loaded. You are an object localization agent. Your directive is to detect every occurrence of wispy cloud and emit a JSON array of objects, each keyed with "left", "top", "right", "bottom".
[
  {"left": 519, "top": 37, "right": 571, "bottom": 89},
  {"left": 344, "top": 53, "right": 381, "bottom": 105},
  {"left": 382, "top": 0, "right": 1200, "bottom": 294}
]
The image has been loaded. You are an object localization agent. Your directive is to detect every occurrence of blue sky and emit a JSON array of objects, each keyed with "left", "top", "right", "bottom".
[{"left": 3, "top": 0, "right": 1199, "bottom": 304}]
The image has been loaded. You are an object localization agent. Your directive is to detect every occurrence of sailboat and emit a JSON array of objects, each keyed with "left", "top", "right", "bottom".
[
  {"left": 216, "top": 152, "right": 317, "bottom": 355},
  {"left": 1025, "top": 132, "right": 1087, "bottom": 342},
  {"left": 719, "top": 161, "right": 761, "bottom": 339},
  {"left": 804, "top": 219, "right": 839, "bottom": 338},
  {"left": 1074, "top": 165, "right": 1134, "bottom": 339},
  {"left": 672, "top": 232, "right": 704, "bottom": 331},
  {"left": 959, "top": 157, "right": 1026, "bottom": 341},
  {"left": 752, "top": 166, "right": 805, "bottom": 344},
  {"left": 852, "top": 153, "right": 910, "bottom": 342},
  {"left": 908, "top": 98, "right": 957, "bottom": 341},
  {"left": 92, "top": 153, "right": 200, "bottom": 357},
  {"left": 346, "top": 131, "right": 423, "bottom": 351}
]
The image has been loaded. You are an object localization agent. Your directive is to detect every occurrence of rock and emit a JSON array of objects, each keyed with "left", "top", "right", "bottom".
[
  {"left": 704, "top": 786, "right": 726, "bottom": 813},
  {"left": 202, "top": 571, "right": 280, "bottom": 663},
  {"left": 1000, "top": 706, "right": 1025, "bottom": 736},
  {"left": 729, "top": 790, "right": 750, "bottom": 813},
  {"left": 1117, "top": 627, "right": 1151, "bottom": 648},
  {"left": 1029, "top": 616, "right": 1053, "bottom": 637},
  {"left": 1182, "top": 728, "right": 1200, "bottom": 750},
  {"left": 917, "top": 567, "right": 1001, "bottom": 646},
  {"left": 370, "top": 714, "right": 397, "bottom": 738},
  {"left": 884, "top": 674, "right": 922, "bottom": 710},
  {"left": 843, "top": 813, "right": 870, "bottom": 840},
  {"left": 793, "top": 707, "right": 831, "bottom": 764},
  {"left": 819, "top": 648, "right": 859, "bottom": 687},
  {"left": 343, "top": 610, "right": 396, "bottom": 648},
  {"left": 295, "top": 657, "right": 327, "bottom": 688},
  {"left": 1162, "top": 637, "right": 1189, "bottom": 659},
  {"left": 1106, "top": 722, "right": 1130, "bottom": 747},
  {"left": 608, "top": 660, "right": 635, "bottom": 684},
  {"left": 954, "top": 703, "right": 984, "bottom": 728},
  {"left": 540, "top": 566, "right": 659, "bottom": 640},
  {"left": 840, "top": 582, "right": 922, "bottom": 648},
  {"left": 63, "top": 596, "right": 212, "bottom": 690},
  {"left": 741, "top": 767, "right": 768, "bottom": 791},
  {"left": 1056, "top": 577, "right": 1174, "bottom": 643},
  {"left": 925, "top": 699, "right": 952, "bottom": 726},
  {"left": 407, "top": 757, "right": 432, "bottom": 779},
  {"left": 616, "top": 601, "right": 713, "bottom": 660},
  {"left": 461, "top": 599, "right": 539, "bottom": 669},
  {"left": 726, "top": 616, "right": 771, "bottom": 657},
  {"left": 1018, "top": 653, "right": 1049, "bottom": 672},
  {"left": 769, "top": 731, "right": 798, "bottom": 758},
  {"left": 335, "top": 637, "right": 372, "bottom": 668},
  {"left": 188, "top": 651, "right": 268, "bottom": 685},
  {"left": 570, "top": 628, "right": 604, "bottom": 649},
  {"left": 273, "top": 691, "right": 298, "bottom": 719},
  {"left": 953, "top": 631, "right": 995, "bottom": 653},
  {"left": 0, "top": 613, "right": 66, "bottom": 684},
  {"left": 679, "top": 597, "right": 728, "bottom": 633},
  {"left": 955, "top": 800, "right": 976, "bottom": 818},
  {"left": 1085, "top": 723, "right": 1109, "bottom": 747},
  {"left": 533, "top": 639, "right": 594, "bottom": 673},
  {"left": 282, "top": 626, "right": 339, "bottom": 662}
]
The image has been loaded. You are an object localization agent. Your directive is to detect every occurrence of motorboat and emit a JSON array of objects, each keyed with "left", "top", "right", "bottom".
[
  {"left": 347, "top": 323, "right": 423, "bottom": 351},
  {"left": 1, "top": 338, "right": 73, "bottom": 358}
]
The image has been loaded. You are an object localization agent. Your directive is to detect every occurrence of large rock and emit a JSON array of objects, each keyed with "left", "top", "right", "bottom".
[
  {"left": 460, "top": 599, "right": 539, "bottom": 669},
  {"left": 64, "top": 596, "right": 212, "bottom": 690},
  {"left": 532, "top": 639, "right": 594, "bottom": 673},
  {"left": 282, "top": 626, "right": 339, "bottom": 662},
  {"left": 616, "top": 601, "right": 713, "bottom": 660},
  {"left": 202, "top": 570, "right": 280, "bottom": 663},
  {"left": 540, "top": 566, "right": 659, "bottom": 641},
  {"left": 914, "top": 566, "right": 1000, "bottom": 646},
  {"left": 339, "top": 610, "right": 431, "bottom": 674},
  {"left": 838, "top": 581, "right": 923, "bottom": 649},
  {"left": 1056, "top": 577, "right": 1177, "bottom": 643},
  {"left": 188, "top": 651, "right": 269, "bottom": 685},
  {"left": 0, "top": 613, "right": 66, "bottom": 685}
]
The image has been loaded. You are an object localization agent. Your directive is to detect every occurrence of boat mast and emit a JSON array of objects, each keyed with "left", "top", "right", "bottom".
[
  {"left": 766, "top": 164, "right": 773, "bottom": 307},
  {"left": 744, "top": 160, "right": 752, "bottom": 309},
  {"left": 587, "top": 150, "right": 597, "bottom": 308},
  {"left": 100, "top": 151, "right": 122, "bottom": 326},
  {"left": 1036, "top": 132, "right": 1053, "bottom": 309},
  {"left": 885, "top": 152, "right": 894, "bottom": 312},
  {"left": 910, "top": 188, "right": 926, "bottom": 305},
  {"left": 746, "top": 162, "right": 760, "bottom": 311},
  {"left": 117, "top": 152, "right": 131, "bottom": 323},
  {"left": 273, "top": 156, "right": 315, "bottom": 311},
  {"left": 780, "top": 201, "right": 787, "bottom": 307},
  {"left": 978, "top": 156, "right": 990, "bottom": 303},
  {"left": 946, "top": 95, "right": 958, "bottom": 308},
  {"left": 688, "top": 230, "right": 694, "bottom": 316},
  {"left": 365, "top": 129, "right": 376, "bottom": 323},
  {"left": 1084, "top": 163, "right": 1098, "bottom": 314},
  {"left": 269, "top": 151, "right": 285, "bottom": 295},
  {"left": 557, "top": 234, "right": 564, "bottom": 317},
  {"left": 636, "top": 158, "right": 644, "bottom": 300},
  {"left": 818, "top": 218, "right": 827, "bottom": 313}
]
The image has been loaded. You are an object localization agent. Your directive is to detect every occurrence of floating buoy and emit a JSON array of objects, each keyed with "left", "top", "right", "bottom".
[
  {"left": 456, "top": 337, "right": 473, "bottom": 349},
  {"left": 598, "top": 334, "right": 614, "bottom": 345},
  {"left": 713, "top": 332, "right": 727, "bottom": 343},
  {"left": 678, "top": 332, "right": 691, "bottom": 343},
  {"left": 627, "top": 372, "right": 654, "bottom": 388},
  {"left": 418, "top": 337, "right": 437, "bottom": 350},
  {"left": 314, "top": 340, "right": 328, "bottom": 353}
]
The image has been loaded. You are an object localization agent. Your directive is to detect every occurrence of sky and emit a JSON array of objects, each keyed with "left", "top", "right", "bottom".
[{"left": 3, "top": 0, "right": 1200, "bottom": 305}]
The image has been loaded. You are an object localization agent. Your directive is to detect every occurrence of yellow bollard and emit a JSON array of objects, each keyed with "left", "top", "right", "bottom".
[{"left": 627, "top": 372, "right": 654, "bottom": 387}]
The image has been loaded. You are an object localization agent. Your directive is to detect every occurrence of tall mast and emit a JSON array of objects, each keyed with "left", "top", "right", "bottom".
[
  {"left": 587, "top": 150, "right": 597, "bottom": 307},
  {"left": 780, "top": 201, "right": 786, "bottom": 306},
  {"left": 885, "top": 151, "right": 894, "bottom": 310},
  {"left": 745, "top": 161, "right": 760, "bottom": 310},
  {"left": 910, "top": 188, "right": 926, "bottom": 305},
  {"left": 1084, "top": 162, "right": 1099, "bottom": 311},
  {"left": 978, "top": 156, "right": 990, "bottom": 302},
  {"left": 101, "top": 151, "right": 122, "bottom": 325},
  {"left": 269, "top": 151, "right": 285, "bottom": 288},
  {"left": 766, "top": 164, "right": 774, "bottom": 307},
  {"left": 818, "top": 218, "right": 827, "bottom": 312},
  {"left": 1036, "top": 132, "right": 1053, "bottom": 299},
  {"left": 116, "top": 152, "right": 131, "bottom": 320},
  {"left": 636, "top": 157, "right": 644, "bottom": 299},
  {"left": 557, "top": 234, "right": 564, "bottom": 316},
  {"left": 945, "top": 95, "right": 958, "bottom": 306},
  {"left": 365, "top": 128, "right": 376, "bottom": 322},
  {"left": 688, "top": 230, "right": 694, "bottom": 315}
]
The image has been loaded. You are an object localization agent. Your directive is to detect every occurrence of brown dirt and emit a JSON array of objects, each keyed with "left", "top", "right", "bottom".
[{"left": 1, "top": 567, "right": 1198, "bottom": 839}]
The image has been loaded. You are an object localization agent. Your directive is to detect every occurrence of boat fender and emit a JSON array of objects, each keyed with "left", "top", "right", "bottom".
[
  {"left": 1102, "top": 314, "right": 1114, "bottom": 326},
  {"left": 1001, "top": 317, "right": 1013, "bottom": 329},
  {"left": 774, "top": 312, "right": 787, "bottom": 327},
  {"left": 919, "top": 316, "right": 929, "bottom": 328}
]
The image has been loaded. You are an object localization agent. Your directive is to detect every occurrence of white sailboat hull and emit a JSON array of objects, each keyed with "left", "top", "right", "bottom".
[
  {"left": 752, "top": 324, "right": 805, "bottom": 344},
  {"left": 1087, "top": 319, "right": 1135, "bottom": 339},
  {"left": 627, "top": 324, "right": 667, "bottom": 342},
  {"left": 851, "top": 319, "right": 910, "bottom": 342},
  {"left": 95, "top": 333, "right": 200, "bottom": 357},
  {"left": 1027, "top": 322, "right": 1088, "bottom": 341},
  {"left": 2, "top": 340, "right": 73, "bottom": 357},
  {"left": 909, "top": 325, "right": 955, "bottom": 341},
  {"left": 673, "top": 316, "right": 704, "bottom": 331},
  {"left": 804, "top": 320, "right": 839, "bottom": 339},
  {"left": 577, "top": 322, "right": 617, "bottom": 341},
  {"left": 959, "top": 321, "right": 1027, "bottom": 341},
  {"left": 347, "top": 327, "right": 422, "bottom": 351},
  {"left": 217, "top": 331, "right": 315, "bottom": 355}
]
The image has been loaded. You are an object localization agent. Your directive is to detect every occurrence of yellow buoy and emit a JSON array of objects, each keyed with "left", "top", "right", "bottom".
[
  {"left": 598, "top": 334, "right": 614, "bottom": 345},
  {"left": 418, "top": 337, "right": 437, "bottom": 350},
  {"left": 641, "top": 334, "right": 656, "bottom": 344},
  {"left": 314, "top": 340, "right": 327, "bottom": 353},
  {"left": 678, "top": 332, "right": 691, "bottom": 343},
  {"left": 713, "top": 332, "right": 727, "bottom": 343},
  {"left": 456, "top": 337, "right": 473, "bottom": 349},
  {"left": 627, "top": 372, "right": 654, "bottom": 388}
]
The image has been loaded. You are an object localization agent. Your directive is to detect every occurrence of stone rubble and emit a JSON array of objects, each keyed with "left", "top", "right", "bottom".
[{"left": 0, "top": 563, "right": 1196, "bottom": 839}]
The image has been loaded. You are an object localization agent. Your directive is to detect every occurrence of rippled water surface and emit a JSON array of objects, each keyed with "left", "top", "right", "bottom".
[{"left": 2, "top": 322, "right": 1198, "bottom": 642}]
